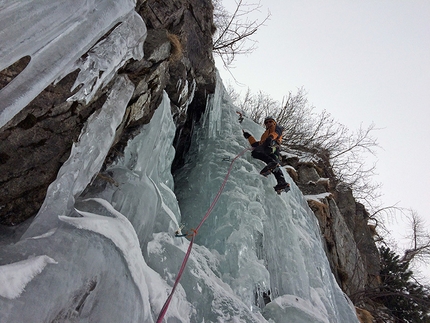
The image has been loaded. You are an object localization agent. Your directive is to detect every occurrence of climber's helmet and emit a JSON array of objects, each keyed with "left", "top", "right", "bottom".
[{"left": 264, "top": 116, "right": 276, "bottom": 125}]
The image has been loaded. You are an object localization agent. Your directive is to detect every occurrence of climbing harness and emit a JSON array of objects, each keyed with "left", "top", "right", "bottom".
[{"left": 156, "top": 146, "right": 251, "bottom": 323}]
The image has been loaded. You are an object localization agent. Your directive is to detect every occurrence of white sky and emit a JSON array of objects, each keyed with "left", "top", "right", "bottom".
[{"left": 216, "top": 0, "right": 430, "bottom": 276}]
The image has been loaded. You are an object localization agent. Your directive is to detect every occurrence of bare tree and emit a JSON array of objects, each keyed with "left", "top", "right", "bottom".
[
  {"left": 402, "top": 210, "right": 430, "bottom": 264},
  {"left": 276, "top": 88, "right": 340, "bottom": 150},
  {"left": 326, "top": 123, "right": 381, "bottom": 207},
  {"left": 370, "top": 207, "right": 430, "bottom": 268},
  {"left": 228, "top": 86, "right": 279, "bottom": 122},
  {"left": 367, "top": 203, "right": 404, "bottom": 240},
  {"left": 212, "top": 0, "right": 270, "bottom": 68}
]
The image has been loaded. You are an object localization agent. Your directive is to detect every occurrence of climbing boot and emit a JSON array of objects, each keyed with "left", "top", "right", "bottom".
[
  {"left": 272, "top": 167, "right": 286, "bottom": 183},
  {"left": 260, "top": 162, "right": 279, "bottom": 177},
  {"left": 272, "top": 167, "right": 290, "bottom": 194},
  {"left": 273, "top": 182, "right": 290, "bottom": 194}
]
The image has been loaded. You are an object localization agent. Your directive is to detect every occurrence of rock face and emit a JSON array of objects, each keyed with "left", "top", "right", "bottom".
[
  {"left": 0, "top": 70, "right": 93, "bottom": 225},
  {"left": 279, "top": 152, "right": 380, "bottom": 300},
  {"left": 0, "top": 0, "right": 216, "bottom": 226}
]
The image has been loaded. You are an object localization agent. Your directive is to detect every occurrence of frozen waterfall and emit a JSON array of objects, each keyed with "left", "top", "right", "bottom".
[
  {"left": 1, "top": 76, "right": 359, "bottom": 322},
  {"left": 0, "top": 0, "right": 359, "bottom": 321}
]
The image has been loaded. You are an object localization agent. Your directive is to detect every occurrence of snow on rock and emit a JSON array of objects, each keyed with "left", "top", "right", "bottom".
[{"left": 305, "top": 192, "right": 333, "bottom": 202}]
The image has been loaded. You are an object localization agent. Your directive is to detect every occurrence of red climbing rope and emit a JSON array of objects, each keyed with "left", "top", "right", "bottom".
[
  {"left": 156, "top": 147, "right": 251, "bottom": 323},
  {"left": 156, "top": 234, "right": 195, "bottom": 323}
]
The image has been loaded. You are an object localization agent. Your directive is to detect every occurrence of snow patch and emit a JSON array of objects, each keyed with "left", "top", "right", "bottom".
[
  {"left": 0, "top": 256, "right": 57, "bottom": 299},
  {"left": 284, "top": 165, "right": 297, "bottom": 172},
  {"left": 27, "top": 228, "right": 57, "bottom": 240},
  {"left": 305, "top": 192, "right": 333, "bottom": 202},
  {"left": 265, "top": 294, "right": 330, "bottom": 323}
]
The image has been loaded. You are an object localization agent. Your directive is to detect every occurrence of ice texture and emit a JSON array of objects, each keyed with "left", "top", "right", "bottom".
[
  {"left": 0, "top": 0, "right": 142, "bottom": 129},
  {"left": 0, "top": 88, "right": 173, "bottom": 323},
  {"left": 22, "top": 75, "right": 134, "bottom": 238},
  {"left": 63, "top": 11, "right": 146, "bottom": 103},
  {"left": 172, "top": 74, "right": 359, "bottom": 322}
]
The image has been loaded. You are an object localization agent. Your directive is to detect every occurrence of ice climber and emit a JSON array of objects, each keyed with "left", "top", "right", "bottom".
[{"left": 243, "top": 116, "right": 290, "bottom": 193}]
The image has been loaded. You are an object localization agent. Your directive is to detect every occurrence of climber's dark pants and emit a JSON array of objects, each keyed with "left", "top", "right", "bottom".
[
  {"left": 251, "top": 144, "right": 279, "bottom": 165},
  {"left": 251, "top": 145, "right": 286, "bottom": 185}
]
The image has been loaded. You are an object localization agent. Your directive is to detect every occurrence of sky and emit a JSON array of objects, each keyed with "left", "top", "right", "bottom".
[{"left": 216, "top": 0, "right": 430, "bottom": 277}]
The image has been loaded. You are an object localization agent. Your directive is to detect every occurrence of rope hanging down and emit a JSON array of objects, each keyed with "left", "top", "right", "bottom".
[{"left": 156, "top": 147, "right": 251, "bottom": 323}]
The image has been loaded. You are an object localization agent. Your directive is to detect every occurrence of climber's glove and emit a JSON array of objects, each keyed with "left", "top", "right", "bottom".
[{"left": 243, "top": 131, "right": 251, "bottom": 139}]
